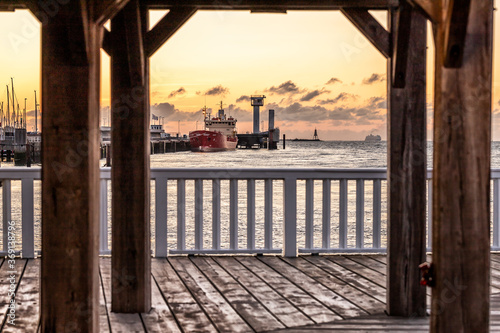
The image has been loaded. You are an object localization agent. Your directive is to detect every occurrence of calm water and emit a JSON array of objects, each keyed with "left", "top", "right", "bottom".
[
  {"left": 150, "top": 140, "right": 500, "bottom": 169},
  {"left": 4, "top": 141, "right": 500, "bottom": 253}
]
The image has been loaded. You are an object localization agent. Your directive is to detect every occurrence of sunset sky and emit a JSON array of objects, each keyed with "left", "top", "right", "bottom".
[{"left": 1, "top": 7, "right": 500, "bottom": 140}]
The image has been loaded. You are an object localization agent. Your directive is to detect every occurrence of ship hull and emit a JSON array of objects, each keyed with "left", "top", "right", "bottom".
[{"left": 189, "top": 130, "right": 237, "bottom": 152}]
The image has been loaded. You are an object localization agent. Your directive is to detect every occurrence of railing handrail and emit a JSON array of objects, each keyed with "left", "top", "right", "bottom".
[
  {"left": 4, "top": 166, "right": 500, "bottom": 179},
  {"left": 3, "top": 166, "right": 500, "bottom": 258}
]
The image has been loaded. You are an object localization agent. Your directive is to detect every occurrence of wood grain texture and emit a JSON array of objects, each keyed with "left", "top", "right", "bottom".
[
  {"left": 431, "top": 0, "right": 493, "bottom": 331},
  {"left": 169, "top": 257, "right": 251, "bottom": 332},
  {"left": 259, "top": 256, "right": 365, "bottom": 319},
  {"left": 443, "top": 0, "right": 471, "bottom": 68},
  {"left": 391, "top": 1, "right": 413, "bottom": 88},
  {"left": 236, "top": 256, "right": 339, "bottom": 324},
  {"left": 111, "top": 0, "right": 151, "bottom": 313},
  {"left": 191, "top": 256, "right": 285, "bottom": 331},
  {"left": 151, "top": 258, "right": 217, "bottom": 332},
  {"left": 215, "top": 257, "right": 314, "bottom": 327},
  {"left": 100, "top": 259, "right": 144, "bottom": 332},
  {"left": 387, "top": 5, "right": 427, "bottom": 317},
  {"left": 40, "top": 2, "right": 101, "bottom": 331},
  {"left": 341, "top": 8, "right": 390, "bottom": 58},
  {"left": 284, "top": 257, "right": 383, "bottom": 314}
]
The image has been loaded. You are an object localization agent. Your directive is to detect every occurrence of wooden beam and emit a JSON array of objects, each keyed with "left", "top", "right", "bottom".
[
  {"left": 40, "top": 1, "right": 101, "bottom": 332},
  {"left": 386, "top": 6, "right": 427, "bottom": 317},
  {"left": 407, "top": 0, "right": 440, "bottom": 22},
  {"left": 93, "top": 0, "right": 131, "bottom": 25},
  {"left": 145, "top": 7, "right": 197, "bottom": 57},
  {"left": 145, "top": 0, "right": 399, "bottom": 10},
  {"left": 391, "top": 1, "right": 412, "bottom": 88},
  {"left": 111, "top": 0, "right": 151, "bottom": 313},
  {"left": 102, "top": 28, "right": 112, "bottom": 56},
  {"left": 341, "top": 8, "right": 390, "bottom": 58},
  {"left": 443, "top": 0, "right": 471, "bottom": 68},
  {"left": 431, "top": 0, "right": 492, "bottom": 331}
]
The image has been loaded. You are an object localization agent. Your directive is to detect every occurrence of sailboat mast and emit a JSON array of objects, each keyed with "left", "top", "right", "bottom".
[
  {"left": 11, "top": 78, "right": 16, "bottom": 127},
  {"left": 24, "top": 98, "right": 27, "bottom": 129},
  {"left": 34, "top": 90, "right": 38, "bottom": 133},
  {"left": 6, "top": 85, "right": 10, "bottom": 127}
]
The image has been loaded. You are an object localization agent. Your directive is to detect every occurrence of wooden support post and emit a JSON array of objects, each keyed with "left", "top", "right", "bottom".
[
  {"left": 111, "top": 0, "right": 151, "bottom": 313},
  {"left": 391, "top": 1, "right": 413, "bottom": 88},
  {"left": 431, "top": 1, "right": 492, "bottom": 331},
  {"left": 386, "top": 6, "right": 427, "bottom": 317},
  {"left": 40, "top": 2, "right": 101, "bottom": 332}
]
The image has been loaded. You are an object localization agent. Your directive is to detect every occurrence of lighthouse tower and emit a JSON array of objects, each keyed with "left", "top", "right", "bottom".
[{"left": 250, "top": 95, "right": 265, "bottom": 133}]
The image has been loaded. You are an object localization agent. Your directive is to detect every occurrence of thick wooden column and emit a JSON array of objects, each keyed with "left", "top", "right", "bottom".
[
  {"left": 386, "top": 6, "right": 427, "bottom": 317},
  {"left": 40, "top": 2, "right": 101, "bottom": 332},
  {"left": 111, "top": 0, "right": 151, "bottom": 313},
  {"left": 431, "top": 1, "right": 493, "bottom": 331}
]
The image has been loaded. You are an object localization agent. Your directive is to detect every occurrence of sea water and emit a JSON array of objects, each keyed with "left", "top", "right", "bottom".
[{"left": 5, "top": 141, "right": 500, "bottom": 253}]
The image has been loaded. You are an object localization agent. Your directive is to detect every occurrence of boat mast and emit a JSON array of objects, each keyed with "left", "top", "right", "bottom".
[
  {"left": 6, "top": 85, "right": 10, "bottom": 127},
  {"left": 23, "top": 98, "right": 27, "bottom": 129},
  {"left": 34, "top": 90, "right": 38, "bottom": 133},
  {"left": 11, "top": 78, "right": 17, "bottom": 128}
]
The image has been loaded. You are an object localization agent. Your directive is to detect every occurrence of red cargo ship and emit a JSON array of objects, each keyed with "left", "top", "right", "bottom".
[{"left": 189, "top": 102, "right": 238, "bottom": 152}]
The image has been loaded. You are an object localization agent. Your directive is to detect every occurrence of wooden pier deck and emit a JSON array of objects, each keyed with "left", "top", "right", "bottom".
[{"left": 2, "top": 254, "right": 500, "bottom": 332}]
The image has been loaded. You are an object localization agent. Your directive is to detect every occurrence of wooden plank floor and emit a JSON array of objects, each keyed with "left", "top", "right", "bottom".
[{"left": 2, "top": 254, "right": 500, "bottom": 332}]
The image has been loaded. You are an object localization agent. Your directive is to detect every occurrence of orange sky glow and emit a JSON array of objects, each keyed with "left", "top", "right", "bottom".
[{"left": 1, "top": 7, "right": 500, "bottom": 140}]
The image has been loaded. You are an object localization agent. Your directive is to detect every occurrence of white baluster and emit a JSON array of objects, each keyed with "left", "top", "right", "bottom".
[
  {"left": 22, "top": 178, "right": 34, "bottom": 258},
  {"left": 247, "top": 179, "right": 255, "bottom": 250},
  {"left": 155, "top": 177, "right": 168, "bottom": 257},
  {"left": 305, "top": 179, "right": 314, "bottom": 249}
]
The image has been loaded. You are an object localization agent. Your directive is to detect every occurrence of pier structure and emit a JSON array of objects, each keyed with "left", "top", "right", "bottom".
[
  {"left": 0, "top": 1, "right": 493, "bottom": 332},
  {"left": 251, "top": 95, "right": 265, "bottom": 134}
]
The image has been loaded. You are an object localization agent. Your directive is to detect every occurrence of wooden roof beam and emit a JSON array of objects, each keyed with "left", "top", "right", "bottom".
[
  {"left": 93, "top": 0, "right": 131, "bottom": 25},
  {"left": 341, "top": 8, "right": 390, "bottom": 58},
  {"left": 145, "top": 7, "right": 197, "bottom": 57},
  {"left": 391, "top": 0, "right": 412, "bottom": 88},
  {"left": 145, "top": 0, "right": 399, "bottom": 10},
  {"left": 443, "top": 0, "right": 470, "bottom": 68},
  {"left": 407, "top": 0, "right": 440, "bottom": 22}
]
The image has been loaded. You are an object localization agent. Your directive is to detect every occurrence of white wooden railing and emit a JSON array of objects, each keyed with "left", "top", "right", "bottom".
[{"left": 2, "top": 167, "right": 500, "bottom": 258}]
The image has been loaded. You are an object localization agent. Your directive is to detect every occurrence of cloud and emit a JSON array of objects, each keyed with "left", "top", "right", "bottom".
[
  {"left": 236, "top": 95, "right": 251, "bottom": 103},
  {"left": 300, "top": 89, "right": 330, "bottom": 102},
  {"left": 326, "top": 77, "right": 342, "bottom": 85},
  {"left": 318, "top": 92, "right": 357, "bottom": 105},
  {"left": 168, "top": 87, "right": 186, "bottom": 98},
  {"left": 362, "top": 73, "right": 386, "bottom": 85},
  {"left": 265, "top": 102, "right": 354, "bottom": 123},
  {"left": 265, "top": 80, "right": 304, "bottom": 95},
  {"left": 151, "top": 102, "right": 203, "bottom": 121},
  {"left": 204, "top": 85, "right": 230, "bottom": 96},
  {"left": 366, "top": 96, "right": 387, "bottom": 109}
]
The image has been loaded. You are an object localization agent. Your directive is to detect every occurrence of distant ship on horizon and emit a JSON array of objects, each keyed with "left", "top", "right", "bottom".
[
  {"left": 292, "top": 128, "right": 321, "bottom": 142},
  {"left": 365, "top": 133, "right": 381, "bottom": 142}
]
